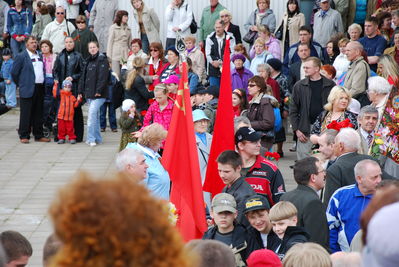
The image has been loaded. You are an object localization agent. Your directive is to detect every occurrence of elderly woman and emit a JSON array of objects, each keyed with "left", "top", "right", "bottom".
[
  {"left": 131, "top": 0, "right": 160, "bottom": 54},
  {"left": 231, "top": 54, "right": 253, "bottom": 91},
  {"left": 348, "top": 23, "right": 362, "bottom": 41},
  {"left": 184, "top": 36, "right": 206, "bottom": 83},
  {"left": 310, "top": 86, "right": 358, "bottom": 144},
  {"left": 192, "top": 109, "right": 212, "bottom": 207},
  {"left": 126, "top": 39, "right": 148, "bottom": 70},
  {"left": 249, "top": 25, "right": 281, "bottom": 59},
  {"left": 257, "top": 63, "right": 280, "bottom": 103},
  {"left": 383, "top": 34, "right": 399, "bottom": 68},
  {"left": 230, "top": 44, "right": 251, "bottom": 71},
  {"left": 278, "top": 0, "right": 305, "bottom": 57},
  {"left": 367, "top": 76, "right": 392, "bottom": 122},
  {"left": 107, "top": 10, "right": 132, "bottom": 78},
  {"left": 127, "top": 123, "right": 170, "bottom": 200},
  {"left": 246, "top": 75, "right": 275, "bottom": 150},
  {"left": 244, "top": 0, "right": 276, "bottom": 45},
  {"left": 78, "top": 41, "right": 110, "bottom": 147},
  {"left": 220, "top": 9, "right": 241, "bottom": 44}
]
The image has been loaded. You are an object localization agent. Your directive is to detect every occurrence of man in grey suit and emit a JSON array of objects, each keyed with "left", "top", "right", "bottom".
[
  {"left": 281, "top": 157, "right": 329, "bottom": 251},
  {"left": 323, "top": 128, "right": 394, "bottom": 204},
  {"left": 357, "top": 105, "right": 378, "bottom": 155}
]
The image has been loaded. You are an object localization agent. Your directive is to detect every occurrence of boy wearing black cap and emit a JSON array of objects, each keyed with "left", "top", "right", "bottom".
[
  {"left": 244, "top": 195, "right": 281, "bottom": 250},
  {"left": 203, "top": 193, "right": 261, "bottom": 267},
  {"left": 235, "top": 127, "right": 286, "bottom": 206}
]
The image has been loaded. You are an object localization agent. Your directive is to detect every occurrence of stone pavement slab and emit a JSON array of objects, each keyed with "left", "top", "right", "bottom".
[{"left": 0, "top": 111, "right": 297, "bottom": 266}]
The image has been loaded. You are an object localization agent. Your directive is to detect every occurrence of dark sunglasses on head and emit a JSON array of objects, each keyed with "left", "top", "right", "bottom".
[{"left": 56, "top": 12, "right": 64, "bottom": 15}]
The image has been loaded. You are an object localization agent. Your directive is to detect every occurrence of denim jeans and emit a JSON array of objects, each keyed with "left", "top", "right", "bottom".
[
  {"left": 10, "top": 38, "right": 25, "bottom": 57},
  {"left": 141, "top": 33, "right": 149, "bottom": 54},
  {"left": 86, "top": 98, "right": 106, "bottom": 143},
  {"left": 5, "top": 82, "right": 17, "bottom": 107},
  {"left": 209, "top": 76, "right": 220, "bottom": 87},
  {"left": 100, "top": 102, "right": 117, "bottom": 129}
]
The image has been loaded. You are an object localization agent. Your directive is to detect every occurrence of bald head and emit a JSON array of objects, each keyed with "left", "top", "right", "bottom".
[
  {"left": 331, "top": 251, "right": 361, "bottom": 267},
  {"left": 346, "top": 41, "right": 363, "bottom": 62}
]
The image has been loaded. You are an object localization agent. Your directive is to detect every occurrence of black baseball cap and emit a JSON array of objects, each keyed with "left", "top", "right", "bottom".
[
  {"left": 244, "top": 195, "right": 271, "bottom": 213},
  {"left": 235, "top": 127, "right": 262, "bottom": 144}
]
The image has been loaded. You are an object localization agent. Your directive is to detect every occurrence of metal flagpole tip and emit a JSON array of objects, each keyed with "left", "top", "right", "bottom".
[{"left": 175, "top": 32, "right": 186, "bottom": 61}]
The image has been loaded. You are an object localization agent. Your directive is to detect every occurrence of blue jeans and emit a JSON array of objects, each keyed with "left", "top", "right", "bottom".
[
  {"left": 10, "top": 38, "right": 25, "bottom": 57},
  {"left": 5, "top": 82, "right": 16, "bottom": 107},
  {"left": 141, "top": 33, "right": 149, "bottom": 54},
  {"left": 100, "top": 102, "right": 117, "bottom": 129},
  {"left": 209, "top": 76, "right": 220, "bottom": 87},
  {"left": 86, "top": 98, "right": 106, "bottom": 143}
]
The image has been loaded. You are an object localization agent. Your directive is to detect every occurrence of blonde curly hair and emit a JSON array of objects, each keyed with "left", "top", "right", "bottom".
[{"left": 49, "top": 171, "right": 193, "bottom": 267}]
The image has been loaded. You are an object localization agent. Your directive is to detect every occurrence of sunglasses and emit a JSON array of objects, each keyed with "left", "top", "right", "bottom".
[
  {"left": 150, "top": 49, "right": 159, "bottom": 52},
  {"left": 76, "top": 21, "right": 85, "bottom": 24},
  {"left": 56, "top": 12, "right": 64, "bottom": 15},
  {"left": 248, "top": 84, "right": 257, "bottom": 87}
]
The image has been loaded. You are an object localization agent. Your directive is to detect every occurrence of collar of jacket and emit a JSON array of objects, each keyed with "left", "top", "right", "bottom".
[
  {"left": 349, "top": 56, "right": 365, "bottom": 67},
  {"left": 249, "top": 93, "right": 264, "bottom": 104},
  {"left": 299, "top": 75, "right": 330, "bottom": 86},
  {"left": 297, "top": 184, "right": 319, "bottom": 196}
]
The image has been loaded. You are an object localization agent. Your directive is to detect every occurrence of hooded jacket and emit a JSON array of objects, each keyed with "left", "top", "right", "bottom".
[{"left": 271, "top": 226, "right": 310, "bottom": 259}]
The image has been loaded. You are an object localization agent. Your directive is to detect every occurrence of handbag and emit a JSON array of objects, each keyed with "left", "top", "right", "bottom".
[
  {"left": 261, "top": 129, "right": 275, "bottom": 138},
  {"left": 244, "top": 10, "right": 258, "bottom": 44},
  {"left": 185, "top": 5, "right": 198, "bottom": 34},
  {"left": 274, "top": 23, "right": 283, "bottom": 41},
  {"left": 243, "top": 30, "right": 258, "bottom": 44}
]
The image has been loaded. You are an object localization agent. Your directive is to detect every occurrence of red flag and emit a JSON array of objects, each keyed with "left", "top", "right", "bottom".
[
  {"left": 203, "top": 38, "right": 235, "bottom": 196},
  {"left": 162, "top": 61, "right": 207, "bottom": 241}
]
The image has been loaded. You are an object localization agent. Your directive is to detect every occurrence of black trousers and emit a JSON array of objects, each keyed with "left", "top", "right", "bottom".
[
  {"left": 19, "top": 84, "right": 44, "bottom": 139},
  {"left": 73, "top": 105, "right": 84, "bottom": 142}
]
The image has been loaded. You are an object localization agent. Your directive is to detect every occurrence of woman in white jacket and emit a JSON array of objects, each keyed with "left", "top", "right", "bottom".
[{"left": 164, "top": 0, "right": 192, "bottom": 50}]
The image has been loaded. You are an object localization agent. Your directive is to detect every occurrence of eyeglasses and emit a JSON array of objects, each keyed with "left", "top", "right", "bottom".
[
  {"left": 76, "top": 21, "right": 85, "bottom": 24},
  {"left": 248, "top": 84, "right": 257, "bottom": 88},
  {"left": 56, "top": 12, "right": 64, "bottom": 15},
  {"left": 150, "top": 49, "right": 159, "bottom": 52},
  {"left": 220, "top": 15, "right": 229, "bottom": 18}
]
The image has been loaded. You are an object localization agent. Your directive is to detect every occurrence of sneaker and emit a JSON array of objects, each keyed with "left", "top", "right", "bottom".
[
  {"left": 89, "top": 142, "right": 96, "bottom": 147},
  {"left": 58, "top": 139, "right": 65, "bottom": 144},
  {"left": 100, "top": 128, "right": 105, "bottom": 132},
  {"left": 70, "top": 139, "right": 76, "bottom": 144},
  {"left": 289, "top": 143, "right": 297, "bottom": 152},
  {"left": 111, "top": 128, "right": 118, "bottom": 132}
]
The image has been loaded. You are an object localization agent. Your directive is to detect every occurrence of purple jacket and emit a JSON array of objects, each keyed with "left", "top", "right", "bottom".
[{"left": 231, "top": 68, "right": 254, "bottom": 91}]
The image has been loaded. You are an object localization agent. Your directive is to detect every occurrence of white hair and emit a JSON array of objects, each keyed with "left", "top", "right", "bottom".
[
  {"left": 368, "top": 76, "right": 392, "bottom": 95},
  {"left": 354, "top": 159, "right": 380, "bottom": 178},
  {"left": 335, "top": 128, "right": 361, "bottom": 152},
  {"left": 115, "top": 148, "right": 143, "bottom": 171}
]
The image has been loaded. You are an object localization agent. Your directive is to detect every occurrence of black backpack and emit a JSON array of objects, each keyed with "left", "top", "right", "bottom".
[{"left": 186, "top": 5, "right": 197, "bottom": 34}]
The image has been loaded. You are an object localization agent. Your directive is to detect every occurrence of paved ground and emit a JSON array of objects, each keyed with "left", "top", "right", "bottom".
[{"left": 0, "top": 110, "right": 297, "bottom": 266}]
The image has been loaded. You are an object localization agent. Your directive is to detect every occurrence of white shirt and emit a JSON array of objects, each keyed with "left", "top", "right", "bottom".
[
  {"left": 260, "top": 233, "right": 268, "bottom": 248},
  {"left": 27, "top": 49, "right": 44, "bottom": 84}
]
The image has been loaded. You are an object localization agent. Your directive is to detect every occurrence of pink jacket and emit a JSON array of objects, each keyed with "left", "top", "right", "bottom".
[
  {"left": 142, "top": 99, "right": 174, "bottom": 130},
  {"left": 250, "top": 35, "right": 281, "bottom": 60}
]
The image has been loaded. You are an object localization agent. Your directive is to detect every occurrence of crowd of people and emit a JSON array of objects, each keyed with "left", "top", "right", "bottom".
[{"left": 1, "top": 0, "right": 399, "bottom": 266}]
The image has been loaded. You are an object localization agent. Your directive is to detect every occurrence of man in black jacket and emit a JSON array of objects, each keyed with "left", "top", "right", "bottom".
[
  {"left": 280, "top": 157, "right": 329, "bottom": 250},
  {"left": 289, "top": 57, "right": 335, "bottom": 160},
  {"left": 288, "top": 43, "right": 310, "bottom": 93},
  {"left": 218, "top": 150, "right": 256, "bottom": 227}
]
